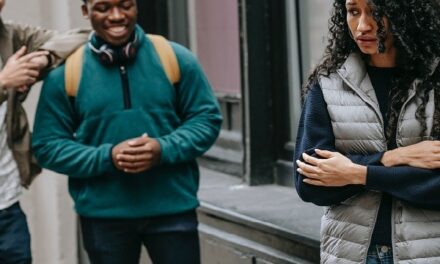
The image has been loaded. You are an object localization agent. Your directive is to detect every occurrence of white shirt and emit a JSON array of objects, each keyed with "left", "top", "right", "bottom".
[{"left": 0, "top": 102, "right": 22, "bottom": 210}]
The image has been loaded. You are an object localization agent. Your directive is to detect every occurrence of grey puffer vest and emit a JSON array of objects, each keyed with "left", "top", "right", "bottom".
[{"left": 318, "top": 53, "right": 440, "bottom": 264}]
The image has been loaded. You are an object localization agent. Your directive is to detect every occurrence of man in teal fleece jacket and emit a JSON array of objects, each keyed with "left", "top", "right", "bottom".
[{"left": 32, "top": 0, "right": 222, "bottom": 263}]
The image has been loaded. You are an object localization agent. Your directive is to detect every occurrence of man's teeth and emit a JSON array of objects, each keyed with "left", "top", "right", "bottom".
[{"left": 109, "top": 27, "right": 126, "bottom": 33}]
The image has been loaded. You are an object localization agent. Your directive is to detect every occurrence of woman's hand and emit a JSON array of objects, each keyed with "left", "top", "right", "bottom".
[
  {"left": 381, "top": 140, "right": 440, "bottom": 169},
  {"left": 296, "top": 149, "right": 367, "bottom": 187}
]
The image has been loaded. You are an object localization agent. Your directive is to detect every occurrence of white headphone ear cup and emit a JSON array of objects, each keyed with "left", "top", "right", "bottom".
[
  {"left": 99, "top": 44, "right": 108, "bottom": 52},
  {"left": 97, "top": 44, "right": 113, "bottom": 65},
  {"left": 123, "top": 43, "right": 132, "bottom": 57},
  {"left": 88, "top": 32, "right": 138, "bottom": 65},
  {"left": 101, "top": 49, "right": 114, "bottom": 64},
  {"left": 87, "top": 41, "right": 100, "bottom": 53}
]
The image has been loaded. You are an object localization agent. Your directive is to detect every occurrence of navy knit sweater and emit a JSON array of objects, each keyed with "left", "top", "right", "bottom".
[{"left": 294, "top": 65, "right": 440, "bottom": 245}]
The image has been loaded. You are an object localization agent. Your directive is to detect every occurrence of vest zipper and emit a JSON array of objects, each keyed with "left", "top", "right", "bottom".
[
  {"left": 119, "top": 65, "right": 131, "bottom": 109},
  {"left": 362, "top": 193, "right": 382, "bottom": 264},
  {"left": 391, "top": 199, "right": 402, "bottom": 262}
]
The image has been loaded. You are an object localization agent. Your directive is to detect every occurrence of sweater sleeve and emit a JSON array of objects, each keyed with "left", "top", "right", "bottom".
[
  {"left": 32, "top": 67, "right": 116, "bottom": 178},
  {"left": 294, "top": 83, "right": 366, "bottom": 206},
  {"left": 156, "top": 43, "right": 223, "bottom": 165},
  {"left": 296, "top": 84, "right": 440, "bottom": 210},
  {"left": 367, "top": 165, "right": 440, "bottom": 209}
]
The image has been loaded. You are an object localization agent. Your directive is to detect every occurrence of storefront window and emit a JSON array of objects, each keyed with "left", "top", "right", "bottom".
[
  {"left": 298, "top": 0, "right": 333, "bottom": 80},
  {"left": 187, "top": 0, "right": 243, "bottom": 176},
  {"left": 286, "top": 0, "right": 333, "bottom": 141},
  {"left": 192, "top": 0, "right": 241, "bottom": 97}
]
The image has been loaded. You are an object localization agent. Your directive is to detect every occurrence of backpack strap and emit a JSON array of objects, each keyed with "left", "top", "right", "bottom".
[
  {"left": 147, "top": 34, "right": 181, "bottom": 85},
  {"left": 64, "top": 35, "right": 180, "bottom": 97},
  {"left": 65, "top": 45, "right": 85, "bottom": 97}
]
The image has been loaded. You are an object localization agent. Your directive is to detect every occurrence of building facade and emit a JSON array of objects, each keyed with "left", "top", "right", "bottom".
[{"left": 3, "top": 0, "right": 333, "bottom": 263}]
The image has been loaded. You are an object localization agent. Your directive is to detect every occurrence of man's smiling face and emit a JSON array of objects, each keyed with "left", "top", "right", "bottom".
[{"left": 82, "top": 0, "right": 138, "bottom": 46}]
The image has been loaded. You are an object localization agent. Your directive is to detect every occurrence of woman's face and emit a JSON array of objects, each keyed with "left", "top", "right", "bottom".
[
  {"left": 0, "top": 0, "right": 4, "bottom": 12},
  {"left": 346, "top": 0, "right": 394, "bottom": 58}
]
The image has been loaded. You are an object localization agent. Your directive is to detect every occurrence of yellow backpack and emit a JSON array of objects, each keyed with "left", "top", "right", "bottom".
[{"left": 64, "top": 34, "right": 180, "bottom": 97}]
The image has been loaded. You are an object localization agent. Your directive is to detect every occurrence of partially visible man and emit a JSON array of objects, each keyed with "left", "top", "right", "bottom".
[
  {"left": 32, "top": 0, "right": 222, "bottom": 263},
  {"left": 0, "top": 0, "right": 88, "bottom": 263},
  {"left": 0, "top": 44, "right": 47, "bottom": 264}
]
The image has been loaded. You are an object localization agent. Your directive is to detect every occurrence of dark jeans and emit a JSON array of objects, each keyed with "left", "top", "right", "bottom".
[
  {"left": 0, "top": 202, "right": 32, "bottom": 264},
  {"left": 366, "top": 245, "right": 393, "bottom": 264},
  {"left": 80, "top": 211, "right": 200, "bottom": 264}
]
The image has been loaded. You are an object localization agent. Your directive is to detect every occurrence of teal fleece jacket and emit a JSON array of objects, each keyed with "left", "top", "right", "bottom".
[{"left": 32, "top": 30, "right": 222, "bottom": 218}]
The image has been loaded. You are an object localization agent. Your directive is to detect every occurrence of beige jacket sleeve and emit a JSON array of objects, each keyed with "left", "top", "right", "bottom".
[
  {"left": 7, "top": 22, "right": 90, "bottom": 68},
  {"left": 40, "top": 28, "right": 90, "bottom": 67},
  {"left": 3, "top": 22, "right": 89, "bottom": 100},
  {"left": 8, "top": 23, "right": 55, "bottom": 52}
]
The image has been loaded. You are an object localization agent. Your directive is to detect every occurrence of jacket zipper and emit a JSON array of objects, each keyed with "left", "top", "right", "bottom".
[
  {"left": 362, "top": 193, "right": 382, "bottom": 264},
  {"left": 119, "top": 65, "right": 131, "bottom": 109},
  {"left": 391, "top": 199, "right": 402, "bottom": 262}
]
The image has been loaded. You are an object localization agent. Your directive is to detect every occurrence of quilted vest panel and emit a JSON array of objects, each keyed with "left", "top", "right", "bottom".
[{"left": 317, "top": 53, "right": 439, "bottom": 263}]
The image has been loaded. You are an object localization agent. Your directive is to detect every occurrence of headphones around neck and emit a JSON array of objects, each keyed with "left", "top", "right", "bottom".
[{"left": 88, "top": 33, "right": 139, "bottom": 66}]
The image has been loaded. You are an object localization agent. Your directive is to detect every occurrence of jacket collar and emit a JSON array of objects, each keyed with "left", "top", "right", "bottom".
[
  {"left": 336, "top": 53, "right": 379, "bottom": 109},
  {"left": 338, "top": 53, "right": 440, "bottom": 91},
  {"left": 337, "top": 53, "right": 367, "bottom": 88}
]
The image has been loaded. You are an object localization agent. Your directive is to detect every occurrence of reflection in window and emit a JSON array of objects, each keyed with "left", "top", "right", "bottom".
[
  {"left": 286, "top": 0, "right": 333, "bottom": 142},
  {"left": 192, "top": 0, "right": 241, "bottom": 97},
  {"left": 298, "top": 0, "right": 333, "bottom": 79}
]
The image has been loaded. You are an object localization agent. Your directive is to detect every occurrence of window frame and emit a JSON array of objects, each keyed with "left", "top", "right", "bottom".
[{"left": 138, "top": 0, "right": 297, "bottom": 186}]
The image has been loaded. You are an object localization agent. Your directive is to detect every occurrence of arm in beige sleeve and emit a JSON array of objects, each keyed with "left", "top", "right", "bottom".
[{"left": 39, "top": 28, "right": 90, "bottom": 68}]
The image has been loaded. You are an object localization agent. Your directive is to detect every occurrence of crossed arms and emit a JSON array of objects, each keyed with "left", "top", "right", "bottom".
[{"left": 294, "top": 84, "right": 440, "bottom": 209}]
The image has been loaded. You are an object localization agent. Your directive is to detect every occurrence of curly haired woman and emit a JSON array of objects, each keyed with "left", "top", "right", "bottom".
[{"left": 294, "top": 0, "right": 440, "bottom": 263}]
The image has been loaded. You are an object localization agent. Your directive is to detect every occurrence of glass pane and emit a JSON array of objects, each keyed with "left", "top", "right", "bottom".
[
  {"left": 286, "top": 0, "right": 333, "bottom": 143},
  {"left": 193, "top": 0, "right": 241, "bottom": 96},
  {"left": 189, "top": 0, "right": 243, "bottom": 176},
  {"left": 299, "top": 1, "right": 333, "bottom": 79},
  {"left": 286, "top": 0, "right": 302, "bottom": 144}
]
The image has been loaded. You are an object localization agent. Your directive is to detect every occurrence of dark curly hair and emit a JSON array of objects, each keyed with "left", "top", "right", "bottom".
[{"left": 305, "top": 0, "right": 440, "bottom": 140}]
